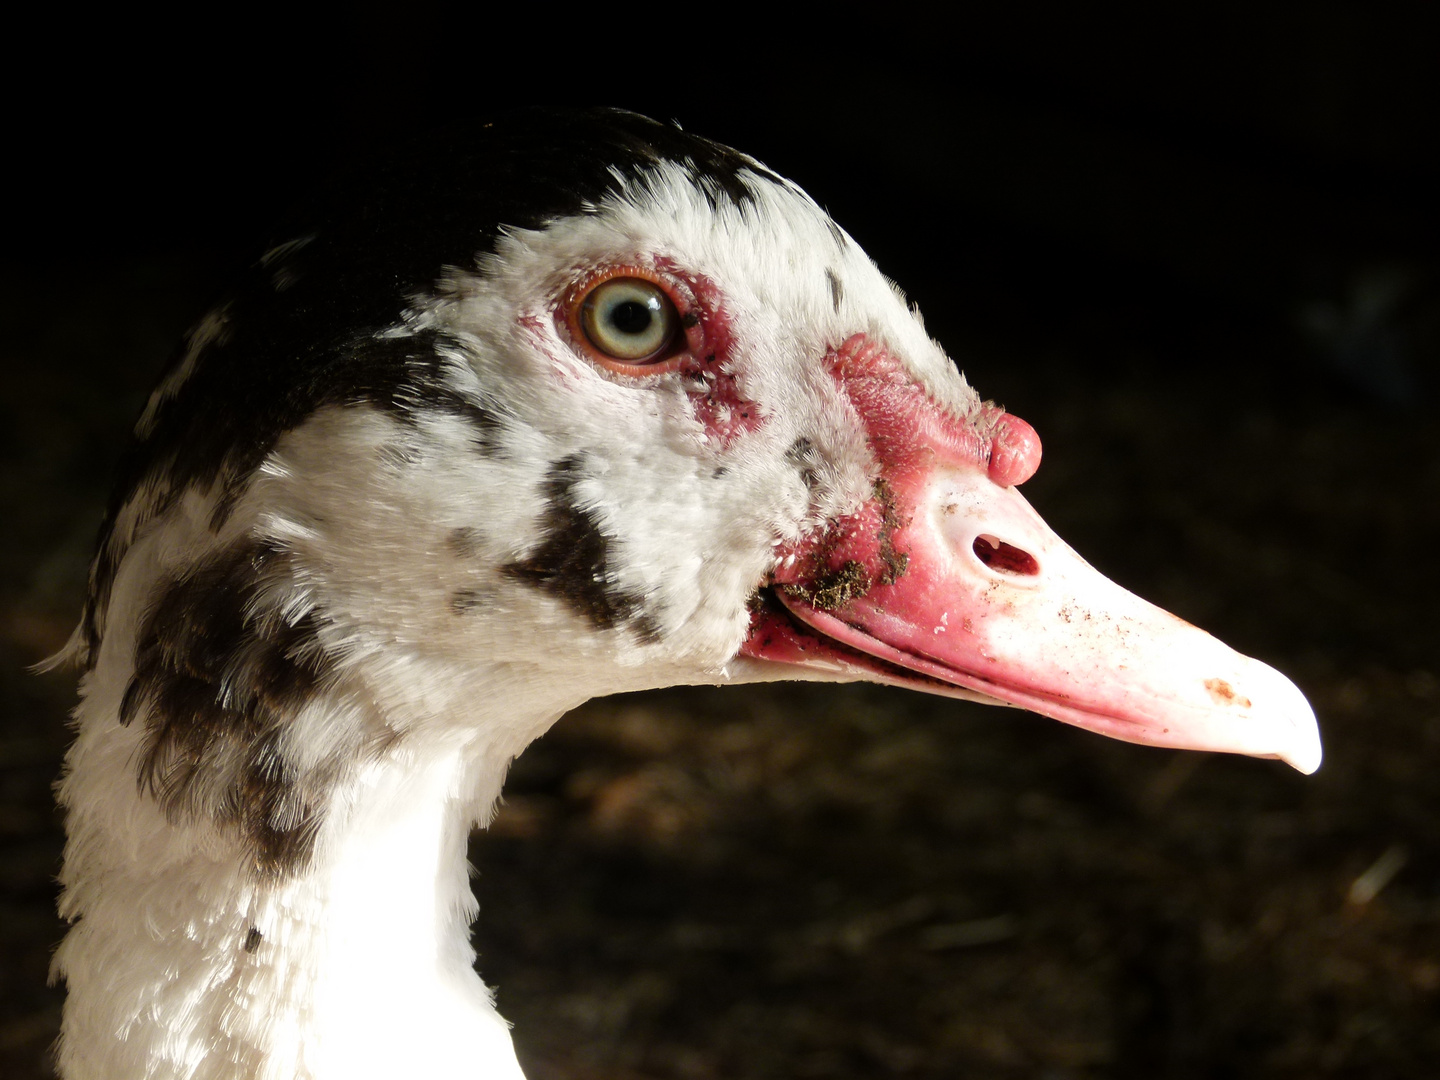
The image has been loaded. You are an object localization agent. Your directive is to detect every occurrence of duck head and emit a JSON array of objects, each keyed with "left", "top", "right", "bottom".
[{"left": 77, "top": 112, "right": 1319, "bottom": 841}]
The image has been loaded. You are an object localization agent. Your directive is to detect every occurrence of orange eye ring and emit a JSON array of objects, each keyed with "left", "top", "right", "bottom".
[{"left": 564, "top": 269, "right": 690, "bottom": 375}]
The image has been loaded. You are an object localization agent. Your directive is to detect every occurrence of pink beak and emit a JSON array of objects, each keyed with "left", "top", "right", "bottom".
[{"left": 740, "top": 337, "right": 1321, "bottom": 775}]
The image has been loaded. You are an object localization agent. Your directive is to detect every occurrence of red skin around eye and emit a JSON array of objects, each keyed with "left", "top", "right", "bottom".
[
  {"left": 559, "top": 261, "right": 765, "bottom": 447},
  {"left": 659, "top": 262, "right": 764, "bottom": 447}
]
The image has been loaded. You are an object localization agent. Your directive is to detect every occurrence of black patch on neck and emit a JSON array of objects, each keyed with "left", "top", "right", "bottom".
[
  {"left": 502, "top": 455, "right": 658, "bottom": 641},
  {"left": 825, "top": 268, "right": 844, "bottom": 313},
  {"left": 121, "top": 541, "right": 384, "bottom": 878},
  {"left": 79, "top": 109, "right": 771, "bottom": 667}
]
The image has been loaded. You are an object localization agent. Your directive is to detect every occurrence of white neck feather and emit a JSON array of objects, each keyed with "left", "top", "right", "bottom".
[{"left": 54, "top": 657, "right": 581, "bottom": 1080}]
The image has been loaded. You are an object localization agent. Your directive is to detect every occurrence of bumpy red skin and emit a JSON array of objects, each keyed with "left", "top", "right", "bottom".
[
  {"left": 764, "top": 332, "right": 1038, "bottom": 606},
  {"left": 824, "top": 333, "right": 1041, "bottom": 489}
]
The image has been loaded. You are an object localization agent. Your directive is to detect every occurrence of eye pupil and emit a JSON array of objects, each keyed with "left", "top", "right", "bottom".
[{"left": 609, "top": 299, "right": 654, "bottom": 335}]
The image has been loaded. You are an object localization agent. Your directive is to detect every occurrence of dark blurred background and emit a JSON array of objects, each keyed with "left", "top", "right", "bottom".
[{"left": 4, "top": 9, "right": 1438, "bottom": 1078}]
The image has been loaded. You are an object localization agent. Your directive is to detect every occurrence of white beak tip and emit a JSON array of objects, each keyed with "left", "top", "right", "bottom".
[
  {"left": 1279, "top": 732, "right": 1323, "bottom": 775},
  {"left": 1248, "top": 662, "right": 1323, "bottom": 775},
  {"left": 1283, "top": 709, "right": 1324, "bottom": 774}
]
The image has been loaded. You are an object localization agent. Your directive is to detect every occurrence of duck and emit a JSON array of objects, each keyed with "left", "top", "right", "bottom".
[{"left": 47, "top": 109, "right": 1321, "bottom": 1080}]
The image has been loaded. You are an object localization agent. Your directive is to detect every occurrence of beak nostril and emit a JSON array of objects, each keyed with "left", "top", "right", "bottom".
[{"left": 974, "top": 535, "right": 1040, "bottom": 576}]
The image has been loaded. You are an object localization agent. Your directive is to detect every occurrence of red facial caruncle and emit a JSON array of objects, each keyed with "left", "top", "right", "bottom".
[{"left": 768, "top": 333, "right": 1043, "bottom": 605}]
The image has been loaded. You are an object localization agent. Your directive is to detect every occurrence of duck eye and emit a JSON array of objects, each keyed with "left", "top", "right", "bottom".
[{"left": 579, "top": 278, "right": 679, "bottom": 362}]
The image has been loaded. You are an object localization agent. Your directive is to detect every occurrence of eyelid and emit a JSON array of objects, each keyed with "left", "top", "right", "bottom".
[{"left": 561, "top": 266, "right": 698, "bottom": 376}]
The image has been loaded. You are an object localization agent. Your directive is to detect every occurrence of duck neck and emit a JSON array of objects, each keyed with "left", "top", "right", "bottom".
[
  {"left": 56, "top": 711, "right": 539, "bottom": 1080},
  {"left": 270, "top": 743, "right": 527, "bottom": 1079}
]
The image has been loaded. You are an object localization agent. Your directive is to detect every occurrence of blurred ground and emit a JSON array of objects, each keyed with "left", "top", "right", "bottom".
[{"left": 3, "top": 15, "right": 1438, "bottom": 1079}]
